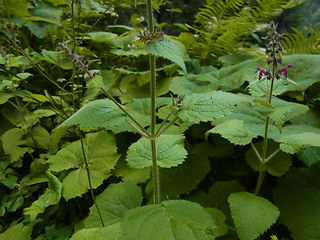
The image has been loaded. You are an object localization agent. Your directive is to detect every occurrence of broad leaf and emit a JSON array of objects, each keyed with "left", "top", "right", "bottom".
[
  {"left": 70, "top": 223, "right": 122, "bottom": 240},
  {"left": 24, "top": 171, "right": 62, "bottom": 220},
  {"left": 273, "top": 165, "right": 320, "bottom": 240},
  {"left": 121, "top": 200, "right": 216, "bottom": 240},
  {"left": 0, "top": 222, "right": 33, "bottom": 240},
  {"left": 84, "top": 182, "right": 142, "bottom": 228},
  {"left": 297, "top": 146, "right": 320, "bottom": 166},
  {"left": 178, "top": 91, "right": 249, "bottom": 125},
  {"left": 204, "top": 208, "right": 228, "bottom": 238},
  {"left": 246, "top": 141, "right": 292, "bottom": 176},
  {"left": 207, "top": 119, "right": 258, "bottom": 145},
  {"left": 228, "top": 192, "right": 280, "bottom": 240},
  {"left": 160, "top": 156, "right": 210, "bottom": 197},
  {"left": 126, "top": 134, "right": 187, "bottom": 168},
  {"left": 48, "top": 131, "right": 120, "bottom": 200},
  {"left": 146, "top": 39, "right": 187, "bottom": 72}
]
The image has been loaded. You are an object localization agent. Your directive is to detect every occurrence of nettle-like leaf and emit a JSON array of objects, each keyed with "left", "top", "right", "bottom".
[
  {"left": 278, "top": 125, "right": 320, "bottom": 154},
  {"left": 249, "top": 78, "right": 288, "bottom": 97},
  {"left": 178, "top": 91, "right": 249, "bottom": 125},
  {"left": 48, "top": 131, "right": 120, "bottom": 201},
  {"left": 84, "top": 182, "right": 142, "bottom": 228},
  {"left": 207, "top": 119, "right": 258, "bottom": 145},
  {"left": 24, "top": 171, "right": 62, "bottom": 220},
  {"left": 70, "top": 223, "right": 122, "bottom": 240},
  {"left": 146, "top": 39, "right": 187, "bottom": 72},
  {"left": 228, "top": 192, "right": 280, "bottom": 240},
  {"left": 121, "top": 200, "right": 216, "bottom": 240},
  {"left": 126, "top": 134, "right": 187, "bottom": 168},
  {"left": 2, "top": 128, "right": 32, "bottom": 163},
  {"left": 273, "top": 165, "right": 320, "bottom": 240},
  {"left": 160, "top": 155, "right": 210, "bottom": 198},
  {"left": 297, "top": 146, "right": 320, "bottom": 166},
  {"left": 246, "top": 141, "right": 292, "bottom": 176}
]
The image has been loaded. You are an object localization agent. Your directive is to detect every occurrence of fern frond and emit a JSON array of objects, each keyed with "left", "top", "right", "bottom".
[{"left": 281, "top": 26, "right": 320, "bottom": 54}]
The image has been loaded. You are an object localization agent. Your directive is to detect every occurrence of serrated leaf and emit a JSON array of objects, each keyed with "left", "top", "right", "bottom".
[
  {"left": 228, "top": 192, "right": 279, "bottom": 240},
  {"left": 278, "top": 127, "right": 320, "bottom": 154},
  {"left": 0, "top": 222, "right": 33, "bottom": 240},
  {"left": 146, "top": 39, "right": 186, "bottom": 72},
  {"left": 84, "top": 182, "right": 142, "bottom": 228},
  {"left": 121, "top": 200, "right": 216, "bottom": 240},
  {"left": 2, "top": 128, "right": 32, "bottom": 163},
  {"left": 48, "top": 131, "right": 120, "bottom": 200},
  {"left": 249, "top": 78, "right": 288, "bottom": 97},
  {"left": 50, "top": 98, "right": 155, "bottom": 148},
  {"left": 126, "top": 134, "right": 187, "bottom": 168},
  {"left": 24, "top": 171, "right": 62, "bottom": 220},
  {"left": 208, "top": 181, "right": 246, "bottom": 225},
  {"left": 273, "top": 165, "right": 320, "bottom": 240},
  {"left": 160, "top": 156, "right": 210, "bottom": 197},
  {"left": 208, "top": 119, "right": 258, "bottom": 145},
  {"left": 70, "top": 223, "right": 122, "bottom": 240},
  {"left": 178, "top": 91, "right": 249, "bottom": 125},
  {"left": 246, "top": 141, "right": 292, "bottom": 176}
]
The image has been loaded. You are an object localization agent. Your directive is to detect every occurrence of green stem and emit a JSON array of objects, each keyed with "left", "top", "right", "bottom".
[
  {"left": 155, "top": 116, "right": 179, "bottom": 138},
  {"left": 79, "top": 134, "right": 105, "bottom": 227},
  {"left": 146, "top": 0, "right": 160, "bottom": 204}
]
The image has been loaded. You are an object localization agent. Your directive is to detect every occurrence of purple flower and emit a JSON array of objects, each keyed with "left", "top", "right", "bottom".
[
  {"left": 256, "top": 67, "right": 271, "bottom": 80},
  {"left": 278, "top": 64, "right": 293, "bottom": 78}
]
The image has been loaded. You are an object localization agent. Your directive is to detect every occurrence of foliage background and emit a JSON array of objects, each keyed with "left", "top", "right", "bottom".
[{"left": 0, "top": 0, "right": 320, "bottom": 239}]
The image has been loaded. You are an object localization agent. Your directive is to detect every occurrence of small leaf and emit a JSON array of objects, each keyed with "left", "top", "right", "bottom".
[
  {"left": 273, "top": 165, "right": 320, "bottom": 240},
  {"left": 207, "top": 119, "right": 258, "bottom": 145},
  {"left": 228, "top": 192, "right": 280, "bottom": 240},
  {"left": 146, "top": 39, "right": 187, "bottom": 72},
  {"left": 204, "top": 208, "right": 228, "bottom": 238},
  {"left": 84, "top": 182, "right": 142, "bottom": 228},
  {"left": 70, "top": 223, "right": 122, "bottom": 240},
  {"left": 121, "top": 200, "right": 216, "bottom": 240},
  {"left": 126, "top": 134, "right": 187, "bottom": 168},
  {"left": 23, "top": 94, "right": 48, "bottom": 103}
]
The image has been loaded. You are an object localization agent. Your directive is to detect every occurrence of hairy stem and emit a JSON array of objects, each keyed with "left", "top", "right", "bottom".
[
  {"left": 146, "top": 0, "right": 160, "bottom": 204},
  {"left": 79, "top": 134, "right": 105, "bottom": 227}
]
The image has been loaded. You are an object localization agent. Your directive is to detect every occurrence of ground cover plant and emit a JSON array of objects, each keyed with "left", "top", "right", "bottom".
[{"left": 0, "top": 0, "right": 320, "bottom": 239}]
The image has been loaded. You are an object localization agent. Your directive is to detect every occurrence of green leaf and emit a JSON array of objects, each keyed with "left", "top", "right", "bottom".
[
  {"left": 50, "top": 98, "right": 154, "bottom": 148},
  {"left": 41, "top": 50, "right": 73, "bottom": 69},
  {"left": 178, "top": 91, "right": 249, "bottom": 125},
  {"left": 22, "top": 94, "right": 48, "bottom": 103},
  {"left": 146, "top": 39, "right": 187, "bottom": 72},
  {"left": 228, "top": 192, "right": 280, "bottom": 240},
  {"left": 278, "top": 126, "right": 320, "bottom": 154},
  {"left": 70, "top": 223, "right": 122, "bottom": 240},
  {"left": 2, "top": 128, "right": 32, "bottom": 163},
  {"left": 48, "top": 131, "right": 120, "bottom": 201},
  {"left": 204, "top": 208, "right": 228, "bottom": 238},
  {"left": 297, "top": 146, "right": 320, "bottom": 166},
  {"left": 273, "top": 165, "right": 320, "bottom": 240},
  {"left": 160, "top": 156, "right": 210, "bottom": 197},
  {"left": 207, "top": 119, "right": 258, "bottom": 145},
  {"left": 28, "top": 125, "right": 50, "bottom": 150},
  {"left": 113, "top": 159, "right": 151, "bottom": 184},
  {"left": 121, "top": 200, "right": 216, "bottom": 240},
  {"left": 0, "top": 222, "right": 33, "bottom": 240},
  {"left": 85, "top": 32, "right": 118, "bottom": 42},
  {"left": 246, "top": 141, "right": 292, "bottom": 176},
  {"left": 84, "top": 182, "right": 142, "bottom": 228},
  {"left": 208, "top": 181, "right": 246, "bottom": 225},
  {"left": 126, "top": 134, "right": 187, "bottom": 168},
  {"left": 24, "top": 171, "right": 62, "bottom": 220}
]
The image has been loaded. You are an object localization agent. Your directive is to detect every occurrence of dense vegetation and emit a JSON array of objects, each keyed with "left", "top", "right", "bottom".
[{"left": 1, "top": 0, "right": 320, "bottom": 239}]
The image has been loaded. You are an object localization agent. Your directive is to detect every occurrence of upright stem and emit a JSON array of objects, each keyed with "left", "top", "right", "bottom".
[
  {"left": 146, "top": 0, "right": 160, "bottom": 204},
  {"left": 79, "top": 135, "right": 105, "bottom": 227}
]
